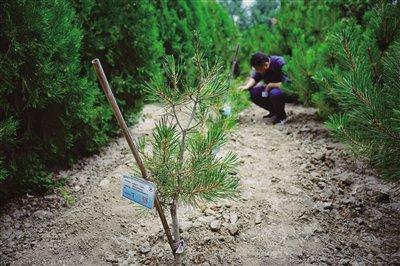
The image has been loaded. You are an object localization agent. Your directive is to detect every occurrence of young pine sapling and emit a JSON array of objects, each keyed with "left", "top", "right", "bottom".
[{"left": 136, "top": 51, "right": 240, "bottom": 265}]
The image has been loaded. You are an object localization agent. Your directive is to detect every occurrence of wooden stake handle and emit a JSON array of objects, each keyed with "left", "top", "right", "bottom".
[
  {"left": 91, "top": 58, "right": 175, "bottom": 254},
  {"left": 229, "top": 44, "right": 240, "bottom": 83}
]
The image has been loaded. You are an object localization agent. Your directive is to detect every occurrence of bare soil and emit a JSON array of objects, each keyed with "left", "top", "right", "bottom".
[{"left": 1, "top": 103, "right": 399, "bottom": 266}]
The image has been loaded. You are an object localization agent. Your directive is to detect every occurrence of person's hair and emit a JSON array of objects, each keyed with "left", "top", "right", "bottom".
[{"left": 250, "top": 52, "right": 269, "bottom": 67}]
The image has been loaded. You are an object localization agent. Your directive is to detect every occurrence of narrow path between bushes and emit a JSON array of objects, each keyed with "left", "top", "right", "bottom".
[{"left": 1, "top": 103, "right": 400, "bottom": 265}]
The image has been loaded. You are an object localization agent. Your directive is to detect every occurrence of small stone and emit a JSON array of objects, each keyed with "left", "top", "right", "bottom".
[
  {"left": 33, "top": 210, "right": 53, "bottom": 220},
  {"left": 193, "top": 221, "right": 202, "bottom": 228},
  {"left": 224, "top": 203, "right": 232, "bottom": 208},
  {"left": 227, "top": 224, "right": 238, "bottom": 236},
  {"left": 340, "top": 196, "right": 357, "bottom": 205},
  {"left": 44, "top": 194, "right": 58, "bottom": 201},
  {"left": 2, "top": 215, "right": 12, "bottom": 224},
  {"left": 271, "top": 176, "right": 280, "bottom": 183},
  {"left": 317, "top": 182, "right": 325, "bottom": 189},
  {"left": 310, "top": 172, "right": 321, "bottom": 182},
  {"left": 180, "top": 221, "right": 193, "bottom": 232},
  {"left": 11, "top": 210, "right": 24, "bottom": 219},
  {"left": 204, "top": 208, "right": 215, "bottom": 216},
  {"left": 390, "top": 202, "right": 400, "bottom": 213},
  {"left": 338, "top": 174, "right": 353, "bottom": 186},
  {"left": 210, "top": 220, "right": 221, "bottom": 231},
  {"left": 319, "top": 189, "right": 333, "bottom": 200},
  {"left": 24, "top": 222, "right": 32, "bottom": 228},
  {"left": 255, "top": 212, "right": 262, "bottom": 224},
  {"left": 312, "top": 202, "right": 326, "bottom": 212},
  {"left": 105, "top": 255, "right": 118, "bottom": 263},
  {"left": 322, "top": 202, "right": 333, "bottom": 210},
  {"left": 99, "top": 179, "right": 110, "bottom": 188},
  {"left": 316, "top": 153, "right": 326, "bottom": 161},
  {"left": 197, "top": 216, "right": 214, "bottom": 224},
  {"left": 139, "top": 242, "right": 152, "bottom": 254},
  {"left": 74, "top": 185, "right": 81, "bottom": 192},
  {"left": 229, "top": 213, "right": 238, "bottom": 224}
]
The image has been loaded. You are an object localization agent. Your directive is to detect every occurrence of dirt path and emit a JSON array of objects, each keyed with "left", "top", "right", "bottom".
[{"left": 1, "top": 104, "right": 399, "bottom": 266}]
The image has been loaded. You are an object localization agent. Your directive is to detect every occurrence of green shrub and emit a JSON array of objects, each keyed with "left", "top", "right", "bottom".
[
  {"left": 0, "top": 0, "right": 111, "bottom": 200},
  {"left": 327, "top": 3, "right": 400, "bottom": 180},
  {"left": 72, "top": 0, "right": 164, "bottom": 114}
]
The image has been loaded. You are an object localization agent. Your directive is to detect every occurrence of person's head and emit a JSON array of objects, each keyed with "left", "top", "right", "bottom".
[{"left": 250, "top": 52, "right": 270, "bottom": 74}]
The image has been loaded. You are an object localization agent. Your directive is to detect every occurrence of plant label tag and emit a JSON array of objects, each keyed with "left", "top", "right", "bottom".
[
  {"left": 122, "top": 175, "right": 156, "bottom": 209},
  {"left": 175, "top": 240, "right": 185, "bottom": 254},
  {"left": 223, "top": 104, "right": 232, "bottom": 116}
]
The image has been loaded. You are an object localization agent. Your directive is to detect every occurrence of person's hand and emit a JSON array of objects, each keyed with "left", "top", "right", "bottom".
[
  {"left": 238, "top": 85, "right": 248, "bottom": 91},
  {"left": 265, "top": 83, "right": 271, "bottom": 92}
]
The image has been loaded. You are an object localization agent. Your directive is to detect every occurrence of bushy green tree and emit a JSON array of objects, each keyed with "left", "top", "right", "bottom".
[
  {"left": 153, "top": 0, "right": 194, "bottom": 59},
  {"left": 0, "top": 0, "right": 110, "bottom": 199},
  {"left": 204, "top": 1, "right": 239, "bottom": 64},
  {"left": 72, "top": 0, "right": 164, "bottom": 114},
  {"left": 219, "top": 0, "right": 243, "bottom": 22},
  {"left": 249, "top": 0, "right": 280, "bottom": 26},
  {"left": 327, "top": 3, "right": 400, "bottom": 180},
  {"left": 154, "top": 0, "right": 238, "bottom": 65}
]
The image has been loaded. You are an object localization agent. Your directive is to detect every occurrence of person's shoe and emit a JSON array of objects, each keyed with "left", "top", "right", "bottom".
[
  {"left": 263, "top": 112, "right": 275, "bottom": 119},
  {"left": 272, "top": 116, "right": 287, "bottom": 125}
]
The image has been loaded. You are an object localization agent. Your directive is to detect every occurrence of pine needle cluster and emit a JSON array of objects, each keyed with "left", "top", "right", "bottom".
[
  {"left": 327, "top": 4, "right": 400, "bottom": 180},
  {"left": 137, "top": 50, "right": 240, "bottom": 207}
]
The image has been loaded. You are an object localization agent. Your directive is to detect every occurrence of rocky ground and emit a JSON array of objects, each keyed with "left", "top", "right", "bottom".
[{"left": 1, "top": 103, "right": 399, "bottom": 266}]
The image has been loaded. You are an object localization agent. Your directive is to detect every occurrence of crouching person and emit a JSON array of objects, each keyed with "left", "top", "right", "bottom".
[{"left": 239, "top": 52, "right": 288, "bottom": 125}]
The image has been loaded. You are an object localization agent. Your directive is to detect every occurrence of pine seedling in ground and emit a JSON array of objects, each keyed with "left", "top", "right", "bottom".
[{"left": 136, "top": 49, "right": 240, "bottom": 265}]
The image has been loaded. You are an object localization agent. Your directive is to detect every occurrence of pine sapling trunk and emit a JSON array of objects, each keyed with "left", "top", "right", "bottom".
[
  {"left": 170, "top": 102, "right": 194, "bottom": 265},
  {"left": 170, "top": 198, "right": 181, "bottom": 266}
]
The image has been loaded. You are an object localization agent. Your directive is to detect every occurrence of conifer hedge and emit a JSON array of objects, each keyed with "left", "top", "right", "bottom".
[{"left": 0, "top": 0, "right": 110, "bottom": 200}]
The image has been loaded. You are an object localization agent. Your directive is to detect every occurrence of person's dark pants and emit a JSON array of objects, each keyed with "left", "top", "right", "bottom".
[{"left": 249, "top": 85, "right": 286, "bottom": 119}]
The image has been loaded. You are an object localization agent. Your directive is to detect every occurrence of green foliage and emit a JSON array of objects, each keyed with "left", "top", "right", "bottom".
[
  {"left": 224, "top": 79, "right": 251, "bottom": 115},
  {"left": 220, "top": 0, "right": 279, "bottom": 29},
  {"left": 138, "top": 53, "right": 240, "bottom": 206},
  {"left": 238, "top": 0, "right": 375, "bottom": 116},
  {"left": 249, "top": 0, "right": 280, "bottom": 26},
  {"left": 154, "top": 0, "right": 238, "bottom": 66},
  {"left": 235, "top": 0, "right": 400, "bottom": 179},
  {"left": 0, "top": 0, "right": 113, "bottom": 200},
  {"left": 285, "top": 40, "right": 330, "bottom": 106},
  {"left": 327, "top": 3, "right": 400, "bottom": 180},
  {"left": 57, "top": 186, "right": 76, "bottom": 206},
  {"left": 153, "top": 0, "right": 194, "bottom": 59},
  {"left": 0, "top": 0, "right": 239, "bottom": 203},
  {"left": 203, "top": 1, "right": 239, "bottom": 64},
  {"left": 72, "top": 0, "right": 164, "bottom": 114}
]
